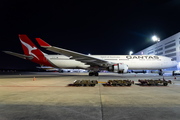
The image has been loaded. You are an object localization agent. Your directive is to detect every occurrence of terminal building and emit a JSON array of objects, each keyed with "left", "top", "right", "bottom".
[{"left": 134, "top": 32, "right": 180, "bottom": 71}]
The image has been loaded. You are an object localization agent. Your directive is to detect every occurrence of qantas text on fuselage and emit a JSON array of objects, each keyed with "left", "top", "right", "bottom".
[{"left": 126, "top": 56, "right": 159, "bottom": 59}]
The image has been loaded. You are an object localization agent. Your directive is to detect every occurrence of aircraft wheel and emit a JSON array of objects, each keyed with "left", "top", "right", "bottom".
[
  {"left": 147, "top": 83, "right": 151, "bottom": 86},
  {"left": 94, "top": 72, "right": 99, "bottom": 76},
  {"left": 159, "top": 69, "right": 163, "bottom": 76},
  {"left": 163, "top": 83, "right": 168, "bottom": 86},
  {"left": 159, "top": 73, "right": 163, "bottom": 76},
  {"left": 89, "top": 72, "right": 93, "bottom": 76}
]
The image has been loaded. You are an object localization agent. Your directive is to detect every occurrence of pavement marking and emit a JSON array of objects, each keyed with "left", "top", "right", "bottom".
[
  {"left": 8, "top": 82, "right": 24, "bottom": 86},
  {"left": 98, "top": 81, "right": 107, "bottom": 83}
]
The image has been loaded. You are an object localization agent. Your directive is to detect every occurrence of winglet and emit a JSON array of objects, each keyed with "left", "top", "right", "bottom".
[{"left": 36, "top": 38, "right": 51, "bottom": 47}]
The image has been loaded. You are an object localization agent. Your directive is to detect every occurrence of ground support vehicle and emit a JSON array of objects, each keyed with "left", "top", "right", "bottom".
[
  {"left": 68, "top": 80, "right": 98, "bottom": 87},
  {"left": 103, "top": 80, "right": 134, "bottom": 86},
  {"left": 138, "top": 79, "right": 171, "bottom": 86}
]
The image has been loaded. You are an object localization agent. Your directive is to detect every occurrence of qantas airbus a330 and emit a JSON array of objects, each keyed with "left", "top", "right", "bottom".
[{"left": 4, "top": 35, "right": 177, "bottom": 76}]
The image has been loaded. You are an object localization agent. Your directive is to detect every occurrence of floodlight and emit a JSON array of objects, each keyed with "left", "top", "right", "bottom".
[
  {"left": 152, "top": 35, "right": 160, "bottom": 42},
  {"left": 129, "top": 51, "right": 133, "bottom": 55}
]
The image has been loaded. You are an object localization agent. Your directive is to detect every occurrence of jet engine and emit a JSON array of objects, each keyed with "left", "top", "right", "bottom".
[{"left": 107, "top": 63, "right": 128, "bottom": 73}]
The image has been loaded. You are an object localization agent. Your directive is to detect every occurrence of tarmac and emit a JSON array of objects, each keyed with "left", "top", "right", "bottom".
[{"left": 0, "top": 72, "right": 180, "bottom": 120}]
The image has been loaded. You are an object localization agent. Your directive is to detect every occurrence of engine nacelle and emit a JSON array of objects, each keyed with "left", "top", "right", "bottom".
[{"left": 107, "top": 63, "right": 128, "bottom": 73}]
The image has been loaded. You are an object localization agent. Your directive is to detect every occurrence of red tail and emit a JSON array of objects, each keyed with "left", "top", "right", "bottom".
[{"left": 19, "top": 34, "right": 53, "bottom": 67}]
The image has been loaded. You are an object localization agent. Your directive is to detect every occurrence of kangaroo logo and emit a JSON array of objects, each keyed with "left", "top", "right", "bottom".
[{"left": 20, "top": 39, "right": 39, "bottom": 60}]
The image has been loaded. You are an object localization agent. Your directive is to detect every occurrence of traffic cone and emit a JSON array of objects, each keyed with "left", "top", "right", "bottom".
[
  {"left": 174, "top": 76, "right": 176, "bottom": 79},
  {"left": 163, "top": 77, "right": 165, "bottom": 80},
  {"left": 135, "top": 75, "right": 136, "bottom": 77},
  {"left": 33, "top": 77, "right": 35, "bottom": 81}
]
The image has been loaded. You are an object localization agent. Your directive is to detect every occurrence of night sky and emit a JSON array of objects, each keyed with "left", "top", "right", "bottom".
[{"left": 1, "top": 0, "right": 180, "bottom": 69}]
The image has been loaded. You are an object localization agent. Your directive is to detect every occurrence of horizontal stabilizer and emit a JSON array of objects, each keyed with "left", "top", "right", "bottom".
[
  {"left": 3, "top": 51, "right": 33, "bottom": 59},
  {"left": 36, "top": 38, "right": 51, "bottom": 47}
]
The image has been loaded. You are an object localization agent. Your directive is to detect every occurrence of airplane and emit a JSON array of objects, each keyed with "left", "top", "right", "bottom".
[{"left": 3, "top": 34, "right": 178, "bottom": 76}]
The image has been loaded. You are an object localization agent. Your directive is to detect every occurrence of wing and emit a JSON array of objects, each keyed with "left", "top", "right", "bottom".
[{"left": 35, "top": 38, "right": 115, "bottom": 67}]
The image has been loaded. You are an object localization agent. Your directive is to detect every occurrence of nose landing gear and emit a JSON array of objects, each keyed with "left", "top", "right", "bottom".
[{"left": 159, "top": 69, "right": 164, "bottom": 76}]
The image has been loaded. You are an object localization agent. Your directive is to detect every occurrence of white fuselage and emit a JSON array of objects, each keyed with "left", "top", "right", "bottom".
[{"left": 45, "top": 55, "right": 177, "bottom": 70}]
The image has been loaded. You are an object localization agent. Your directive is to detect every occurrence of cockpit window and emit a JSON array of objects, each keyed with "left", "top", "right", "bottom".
[{"left": 171, "top": 59, "right": 174, "bottom": 61}]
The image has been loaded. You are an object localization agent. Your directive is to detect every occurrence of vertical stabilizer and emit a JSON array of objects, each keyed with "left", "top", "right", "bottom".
[
  {"left": 19, "top": 35, "right": 44, "bottom": 59},
  {"left": 18, "top": 34, "right": 53, "bottom": 67}
]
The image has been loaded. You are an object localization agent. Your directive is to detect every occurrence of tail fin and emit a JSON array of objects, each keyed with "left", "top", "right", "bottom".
[
  {"left": 19, "top": 35, "right": 44, "bottom": 59},
  {"left": 18, "top": 34, "right": 53, "bottom": 67}
]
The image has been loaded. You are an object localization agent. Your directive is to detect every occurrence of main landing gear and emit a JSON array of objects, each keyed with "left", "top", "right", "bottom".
[
  {"left": 89, "top": 71, "right": 99, "bottom": 76},
  {"left": 159, "top": 69, "right": 164, "bottom": 76}
]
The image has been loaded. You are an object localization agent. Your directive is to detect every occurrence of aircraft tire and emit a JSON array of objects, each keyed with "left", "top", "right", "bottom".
[
  {"left": 94, "top": 72, "right": 99, "bottom": 76},
  {"left": 89, "top": 72, "right": 93, "bottom": 76},
  {"left": 163, "top": 83, "right": 168, "bottom": 86},
  {"left": 159, "top": 73, "right": 163, "bottom": 76}
]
